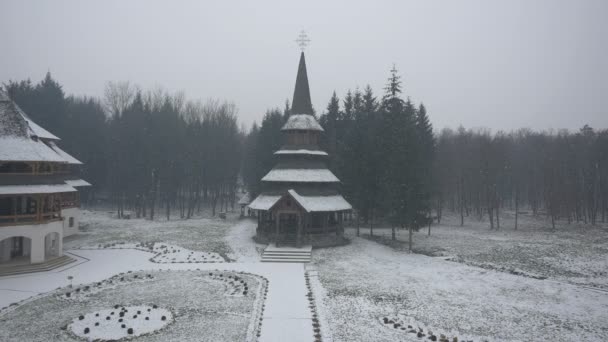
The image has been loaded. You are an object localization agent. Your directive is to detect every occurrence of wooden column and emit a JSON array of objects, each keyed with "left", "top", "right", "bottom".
[
  {"left": 322, "top": 212, "right": 327, "bottom": 233},
  {"left": 12, "top": 197, "right": 17, "bottom": 222},
  {"left": 36, "top": 195, "right": 42, "bottom": 221},
  {"left": 275, "top": 212, "right": 280, "bottom": 247},
  {"left": 338, "top": 211, "right": 344, "bottom": 237},
  {"left": 296, "top": 213, "right": 302, "bottom": 248}
]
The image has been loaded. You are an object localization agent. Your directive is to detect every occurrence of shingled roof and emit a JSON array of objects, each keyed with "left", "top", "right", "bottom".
[
  {"left": 291, "top": 52, "right": 313, "bottom": 115},
  {"left": 0, "top": 90, "right": 76, "bottom": 163}
]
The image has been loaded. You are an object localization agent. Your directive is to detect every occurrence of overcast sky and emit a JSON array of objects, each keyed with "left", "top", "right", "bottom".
[{"left": 1, "top": 0, "right": 606, "bottom": 132}]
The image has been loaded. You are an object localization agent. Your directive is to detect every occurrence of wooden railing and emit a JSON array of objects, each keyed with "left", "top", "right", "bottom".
[{"left": 0, "top": 212, "right": 62, "bottom": 226}]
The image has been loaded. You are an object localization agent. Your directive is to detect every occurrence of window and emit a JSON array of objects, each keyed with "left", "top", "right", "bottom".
[{"left": 69, "top": 217, "right": 74, "bottom": 227}]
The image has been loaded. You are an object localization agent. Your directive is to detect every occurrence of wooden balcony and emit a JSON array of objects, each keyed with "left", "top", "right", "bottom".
[
  {"left": 0, "top": 211, "right": 62, "bottom": 227},
  {"left": 0, "top": 194, "right": 63, "bottom": 227}
]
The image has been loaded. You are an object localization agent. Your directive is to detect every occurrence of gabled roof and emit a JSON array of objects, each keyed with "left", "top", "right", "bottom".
[
  {"left": 287, "top": 189, "right": 352, "bottom": 212},
  {"left": 250, "top": 189, "right": 352, "bottom": 212},
  {"left": 65, "top": 179, "right": 92, "bottom": 187},
  {"left": 281, "top": 114, "right": 324, "bottom": 132},
  {"left": 261, "top": 168, "right": 339, "bottom": 183},
  {"left": 248, "top": 194, "right": 282, "bottom": 211},
  {"left": 238, "top": 192, "right": 251, "bottom": 205}
]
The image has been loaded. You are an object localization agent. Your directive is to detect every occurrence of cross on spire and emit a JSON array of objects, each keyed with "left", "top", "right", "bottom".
[{"left": 295, "top": 30, "right": 311, "bottom": 51}]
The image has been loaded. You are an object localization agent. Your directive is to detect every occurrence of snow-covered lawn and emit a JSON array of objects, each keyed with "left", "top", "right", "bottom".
[
  {"left": 64, "top": 210, "right": 237, "bottom": 259},
  {"left": 356, "top": 212, "right": 608, "bottom": 289},
  {"left": 0, "top": 269, "right": 267, "bottom": 341},
  {"left": 75, "top": 242, "right": 225, "bottom": 263},
  {"left": 311, "top": 230, "right": 608, "bottom": 342}
]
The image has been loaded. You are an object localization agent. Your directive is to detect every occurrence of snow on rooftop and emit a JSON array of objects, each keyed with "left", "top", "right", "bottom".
[
  {"left": 238, "top": 192, "right": 251, "bottom": 205},
  {"left": 261, "top": 168, "right": 339, "bottom": 183},
  {"left": 248, "top": 194, "right": 282, "bottom": 210},
  {"left": 0, "top": 183, "right": 77, "bottom": 195},
  {"left": 0, "top": 101, "right": 29, "bottom": 137},
  {"left": 65, "top": 179, "right": 92, "bottom": 187},
  {"left": 288, "top": 189, "right": 352, "bottom": 212},
  {"left": 274, "top": 149, "right": 328, "bottom": 156},
  {"left": 281, "top": 114, "right": 324, "bottom": 132},
  {"left": 0, "top": 136, "right": 68, "bottom": 163},
  {"left": 49, "top": 141, "right": 82, "bottom": 164},
  {"left": 20, "top": 112, "right": 60, "bottom": 140}
]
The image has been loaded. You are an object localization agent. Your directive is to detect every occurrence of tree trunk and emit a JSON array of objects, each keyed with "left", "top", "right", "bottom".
[
  {"left": 370, "top": 209, "right": 374, "bottom": 237},
  {"left": 408, "top": 226, "right": 413, "bottom": 251},
  {"left": 514, "top": 191, "right": 519, "bottom": 230},
  {"left": 496, "top": 202, "right": 500, "bottom": 230}
]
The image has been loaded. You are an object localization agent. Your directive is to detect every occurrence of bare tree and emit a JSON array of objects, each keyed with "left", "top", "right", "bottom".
[{"left": 103, "top": 81, "right": 137, "bottom": 117}]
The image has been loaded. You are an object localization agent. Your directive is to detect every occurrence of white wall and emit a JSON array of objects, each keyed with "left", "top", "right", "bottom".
[
  {"left": 61, "top": 207, "right": 80, "bottom": 237},
  {"left": 0, "top": 221, "right": 63, "bottom": 264}
]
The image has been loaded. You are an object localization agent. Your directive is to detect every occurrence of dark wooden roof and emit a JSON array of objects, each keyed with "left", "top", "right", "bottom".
[{"left": 291, "top": 52, "right": 313, "bottom": 115}]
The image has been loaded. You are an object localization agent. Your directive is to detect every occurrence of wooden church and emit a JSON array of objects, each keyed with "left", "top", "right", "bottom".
[{"left": 249, "top": 51, "right": 352, "bottom": 247}]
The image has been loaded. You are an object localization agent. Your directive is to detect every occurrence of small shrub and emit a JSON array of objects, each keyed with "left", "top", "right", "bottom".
[
  {"left": 84, "top": 328, "right": 90, "bottom": 334},
  {"left": 161, "top": 316, "right": 166, "bottom": 321},
  {"left": 127, "top": 328, "right": 134, "bottom": 334},
  {"left": 79, "top": 315, "right": 84, "bottom": 320}
]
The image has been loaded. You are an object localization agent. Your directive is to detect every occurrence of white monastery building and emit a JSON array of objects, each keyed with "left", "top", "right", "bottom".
[{"left": 0, "top": 90, "right": 90, "bottom": 267}]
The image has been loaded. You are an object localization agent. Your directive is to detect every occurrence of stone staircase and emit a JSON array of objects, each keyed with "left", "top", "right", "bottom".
[
  {"left": 261, "top": 243, "right": 312, "bottom": 263},
  {"left": 0, "top": 255, "right": 76, "bottom": 277}
]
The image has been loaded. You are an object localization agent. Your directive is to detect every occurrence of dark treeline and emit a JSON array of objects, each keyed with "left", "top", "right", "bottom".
[
  {"left": 4, "top": 74, "right": 242, "bottom": 219},
  {"left": 5, "top": 72, "right": 607, "bottom": 229},
  {"left": 434, "top": 126, "right": 608, "bottom": 229}
]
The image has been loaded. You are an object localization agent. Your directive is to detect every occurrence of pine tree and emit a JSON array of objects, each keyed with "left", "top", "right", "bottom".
[
  {"left": 343, "top": 90, "right": 354, "bottom": 121},
  {"left": 283, "top": 99, "right": 291, "bottom": 121},
  {"left": 320, "top": 92, "right": 340, "bottom": 163},
  {"left": 415, "top": 103, "right": 435, "bottom": 235}
]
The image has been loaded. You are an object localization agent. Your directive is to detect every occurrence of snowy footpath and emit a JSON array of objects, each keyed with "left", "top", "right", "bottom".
[{"left": 0, "top": 219, "right": 313, "bottom": 342}]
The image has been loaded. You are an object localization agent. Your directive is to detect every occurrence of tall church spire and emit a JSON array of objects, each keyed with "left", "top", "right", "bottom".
[{"left": 291, "top": 52, "right": 313, "bottom": 115}]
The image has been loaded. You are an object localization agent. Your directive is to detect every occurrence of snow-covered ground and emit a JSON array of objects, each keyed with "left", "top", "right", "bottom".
[
  {"left": 0, "top": 213, "right": 313, "bottom": 342},
  {"left": 0, "top": 269, "right": 266, "bottom": 341},
  {"left": 75, "top": 242, "right": 225, "bottom": 263},
  {"left": 356, "top": 212, "right": 608, "bottom": 289},
  {"left": 64, "top": 210, "right": 237, "bottom": 259},
  {"left": 1, "top": 210, "right": 606, "bottom": 341},
  {"left": 312, "top": 215, "right": 608, "bottom": 342}
]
